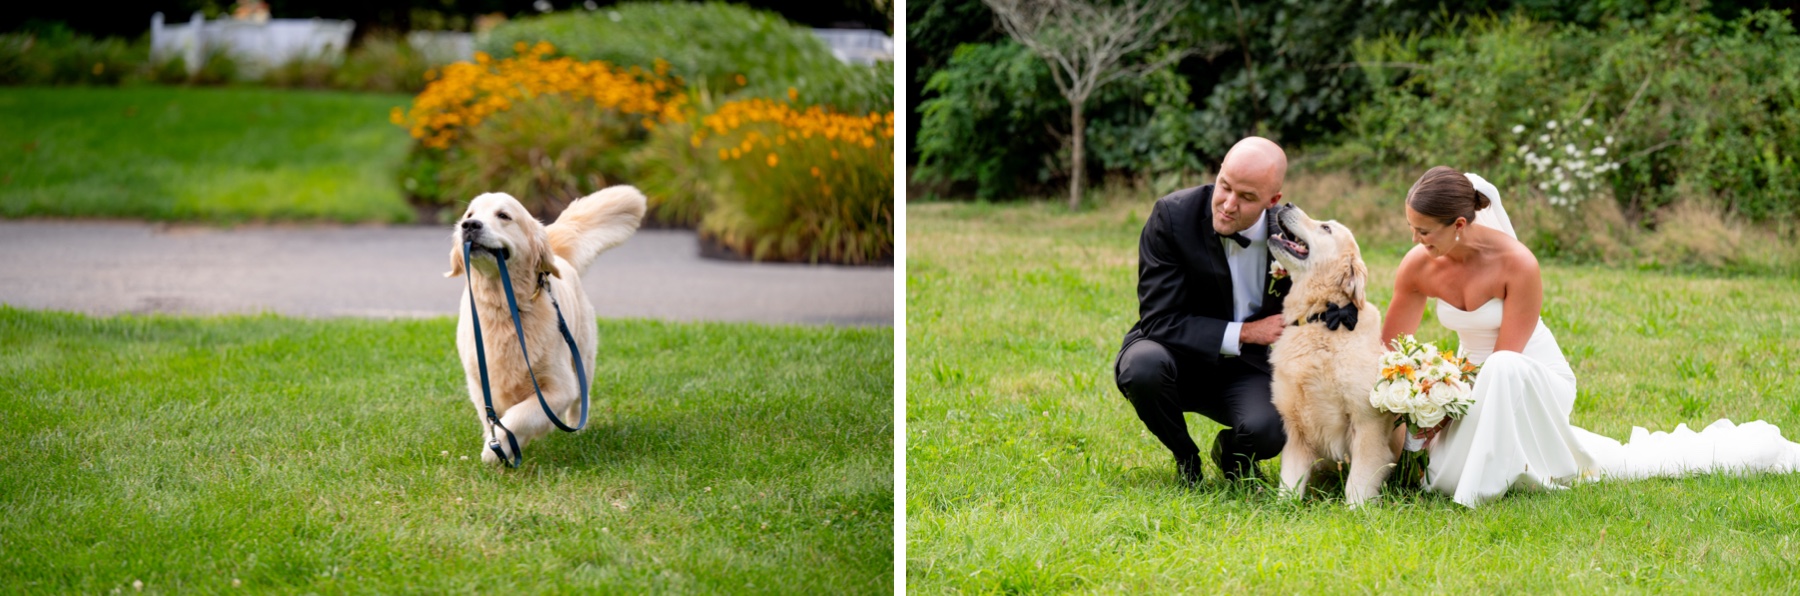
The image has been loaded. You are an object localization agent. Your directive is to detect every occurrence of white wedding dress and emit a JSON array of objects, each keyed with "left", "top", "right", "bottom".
[{"left": 1422, "top": 174, "right": 1800, "bottom": 508}]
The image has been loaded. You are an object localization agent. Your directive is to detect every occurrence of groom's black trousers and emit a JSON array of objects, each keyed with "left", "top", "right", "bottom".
[{"left": 1114, "top": 339, "right": 1286, "bottom": 474}]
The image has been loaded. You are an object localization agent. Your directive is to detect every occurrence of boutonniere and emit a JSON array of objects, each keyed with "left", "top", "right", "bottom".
[{"left": 1267, "top": 261, "right": 1288, "bottom": 295}]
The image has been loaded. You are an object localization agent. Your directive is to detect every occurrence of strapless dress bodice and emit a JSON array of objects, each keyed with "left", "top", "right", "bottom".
[{"left": 1435, "top": 298, "right": 1575, "bottom": 389}]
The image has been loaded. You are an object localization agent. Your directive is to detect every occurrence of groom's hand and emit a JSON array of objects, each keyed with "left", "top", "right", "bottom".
[{"left": 1240, "top": 315, "right": 1286, "bottom": 346}]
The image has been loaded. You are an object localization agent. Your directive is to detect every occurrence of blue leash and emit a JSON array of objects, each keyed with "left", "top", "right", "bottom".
[{"left": 463, "top": 241, "right": 591, "bottom": 467}]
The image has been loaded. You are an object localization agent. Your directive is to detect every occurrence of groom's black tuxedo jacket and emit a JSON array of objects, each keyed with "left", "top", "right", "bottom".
[{"left": 1118, "top": 184, "right": 1292, "bottom": 375}]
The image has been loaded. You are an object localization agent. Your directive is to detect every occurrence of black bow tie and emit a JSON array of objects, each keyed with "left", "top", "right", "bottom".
[
  {"left": 1221, "top": 232, "right": 1250, "bottom": 248},
  {"left": 1298, "top": 302, "right": 1361, "bottom": 331}
]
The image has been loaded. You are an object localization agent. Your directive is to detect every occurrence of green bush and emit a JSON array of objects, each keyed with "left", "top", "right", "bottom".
[
  {"left": 1341, "top": 7, "right": 1800, "bottom": 225},
  {"left": 912, "top": 40, "right": 1205, "bottom": 200},
  {"left": 911, "top": 40, "right": 1061, "bottom": 200},
  {"left": 631, "top": 113, "right": 715, "bottom": 228},
  {"left": 480, "top": 2, "right": 891, "bottom": 113},
  {"left": 0, "top": 29, "right": 143, "bottom": 85},
  {"left": 431, "top": 94, "right": 644, "bottom": 220},
  {"left": 262, "top": 53, "right": 338, "bottom": 89},
  {"left": 332, "top": 35, "right": 431, "bottom": 93},
  {"left": 140, "top": 46, "right": 244, "bottom": 86}
]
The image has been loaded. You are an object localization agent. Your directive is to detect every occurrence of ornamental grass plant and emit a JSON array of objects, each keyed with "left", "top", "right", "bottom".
[{"left": 695, "top": 95, "right": 894, "bottom": 264}]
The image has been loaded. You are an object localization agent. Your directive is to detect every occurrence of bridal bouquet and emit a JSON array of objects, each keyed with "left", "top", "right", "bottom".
[{"left": 1369, "top": 334, "right": 1481, "bottom": 452}]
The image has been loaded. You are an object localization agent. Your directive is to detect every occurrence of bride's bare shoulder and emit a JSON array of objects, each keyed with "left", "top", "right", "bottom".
[
  {"left": 1394, "top": 245, "right": 1434, "bottom": 285},
  {"left": 1396, "top": 245, "right": 1430, "bottom": 271},
  {"left": 1496, "top": 233, "right": 1540, "bottom": 269}
]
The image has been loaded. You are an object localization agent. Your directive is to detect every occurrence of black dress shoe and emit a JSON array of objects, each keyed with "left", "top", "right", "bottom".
[
  {"left": 1176, "top": 452, "right": 1205, "bottom": 486},
  {"left": 1211, "top": 430, "right": 1262, "bottom": 482}
]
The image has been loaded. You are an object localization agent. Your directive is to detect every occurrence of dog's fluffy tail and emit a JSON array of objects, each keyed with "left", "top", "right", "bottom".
[{"left": 547, "top": 185, "right": 646, "bottom": 274}]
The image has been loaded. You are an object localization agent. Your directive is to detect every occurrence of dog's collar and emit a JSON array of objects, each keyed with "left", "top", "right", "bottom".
[
  {"left": 1291, "top": 301, "right": 1360, "bottom": 331},
  {"left": 532, "top": 272, "right": 549, "bottom": 300}
]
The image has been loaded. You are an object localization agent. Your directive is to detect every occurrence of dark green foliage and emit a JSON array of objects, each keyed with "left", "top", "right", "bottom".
[
  {"left": 914, "top": 41, "right": 1208, "bottom": 200},
  {"left": 1175, "top": 0, "right": 1466, "bottom": 160},
  {"left": 905, "top": 0, "right": 999, "bottom": 161},
  {"left": 913, "top": 40, "right": 1060, "bottom": 200}
]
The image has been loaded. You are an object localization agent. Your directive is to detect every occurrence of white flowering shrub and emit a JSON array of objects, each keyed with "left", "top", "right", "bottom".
[{"left": 1508, "top": 109, "right": 1620, "bottom": 209}]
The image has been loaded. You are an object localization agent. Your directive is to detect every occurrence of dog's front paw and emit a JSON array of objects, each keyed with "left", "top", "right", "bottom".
[{"left": 480, "top": 443, "right": 504, "bottom": 465}]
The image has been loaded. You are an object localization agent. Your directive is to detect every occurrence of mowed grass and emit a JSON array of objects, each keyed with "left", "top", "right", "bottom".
[
  {"left": 906, "top": 198, "right": 1800, "bottom": 592},
  {"left": 0, "top": 308, "right": 891, "bottom": 593},
  {"left": 0, "top": 86, "right": 414, "bottom": 223}
]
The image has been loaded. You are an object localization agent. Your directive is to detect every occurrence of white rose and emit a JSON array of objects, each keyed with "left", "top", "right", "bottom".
[
  {"left": 1425, "top": 378, "right": 1464, "bottom": 407},
  {"left": 1372, "top": 382, "right": 1404, "bottom": 412},
  {"left": 1370, "top": 384, "right": 1394, "bottom": 411},
  {"left": 1413, "top": 403, "right": 1448, "bottom": 429}
]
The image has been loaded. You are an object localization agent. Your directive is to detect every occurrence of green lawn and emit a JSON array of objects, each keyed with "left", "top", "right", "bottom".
[
  {"left": 906, "top": 199, "right": 1800, "bottom": 592},
  {"left": 0, "top": 308, "right": 892, "bottom": 593},
  {"left": 0, "top": 86, "right": 415, "bottom": 223}
]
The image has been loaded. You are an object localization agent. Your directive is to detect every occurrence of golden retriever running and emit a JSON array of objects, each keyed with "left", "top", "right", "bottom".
[
  {"left": 1267, "top": 204, "right": 1399, "bottom": 505},
  {"left": 445, "top": 186, "right": 646, "bottom": 464}
]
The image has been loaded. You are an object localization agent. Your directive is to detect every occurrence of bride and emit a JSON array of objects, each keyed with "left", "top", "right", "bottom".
[{"left": 1379, "top": 166, "right": 1800, "bottom": 507}]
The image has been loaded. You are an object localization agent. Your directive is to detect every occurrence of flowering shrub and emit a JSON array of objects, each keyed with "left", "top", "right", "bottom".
[
  {"left": 391, "top": 41, "right": 895, "bottom": 263},
  {"left": 481, "top": 3, "right": 890, "bottom": 113},
  {"left": 1508, "top": 111, "right": 1620, "bottom": 209},
  {"left": 389, "top": 42, "right": 685, "bottom": 150},
  {"left": 437, "top": 94, "right": 639, "bottom": 219},
  {"left": 1346, "top": 8, "right": 1800, "bottom": 224},
  {"left": 694, "top": 95, "right": 895, "bottom": 264}
]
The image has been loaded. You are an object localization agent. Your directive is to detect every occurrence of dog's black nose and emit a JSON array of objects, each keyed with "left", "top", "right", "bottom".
[{"left": 461, "top": 219, "right": 483, "bottom": 232}]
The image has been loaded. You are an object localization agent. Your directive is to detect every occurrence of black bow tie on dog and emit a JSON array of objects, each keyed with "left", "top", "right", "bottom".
[
  {"left": 1296, "top": 301, "right": 1360, "bottom": 331},
  {"left": 1221, "top": 232, "right": 1250, "bottom": 248}
]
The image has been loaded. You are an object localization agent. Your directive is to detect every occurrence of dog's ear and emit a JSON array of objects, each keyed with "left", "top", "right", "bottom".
[
  {"left": 1339, "top": 256, "right": 1368, "bottom": 307},
  {"left": 529, "top": 226, "right": 559, "bottom": 278},
  {"left": 445, "top": 242, "right": 465, "bottom": 278}
]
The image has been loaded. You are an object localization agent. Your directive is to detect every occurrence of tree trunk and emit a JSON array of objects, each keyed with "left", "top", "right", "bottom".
[{"left": 1069, "top": 101, "right": 1085, "bottom": 210}]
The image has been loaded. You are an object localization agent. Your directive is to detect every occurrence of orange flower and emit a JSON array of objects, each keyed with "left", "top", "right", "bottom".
[
  {"left": 391, "top": 42, "right": 684, "bottom": 149},
  {"left": 766, "top": 153, "right": 778, "bottom": 167}
]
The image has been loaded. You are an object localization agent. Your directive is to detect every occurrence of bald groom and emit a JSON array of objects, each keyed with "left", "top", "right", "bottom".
[{"left": 1115, "top": 137, "right": 1293, "bottom": 485}]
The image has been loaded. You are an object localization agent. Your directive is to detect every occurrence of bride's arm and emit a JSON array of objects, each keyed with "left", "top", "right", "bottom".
[
  {"left": 1496, "top": 252, "right": 1543, "bottom": 353},
  {"left": 1381, "top": 249, "right": 1428, "bottom": 348}
]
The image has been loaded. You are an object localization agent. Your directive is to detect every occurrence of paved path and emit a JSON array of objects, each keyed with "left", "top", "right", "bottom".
[{"left": 0, "top": 221, "right": 892, "bottom": 326}]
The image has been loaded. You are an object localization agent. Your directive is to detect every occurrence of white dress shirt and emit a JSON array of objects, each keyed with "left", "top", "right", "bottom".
[{"left": 1220, "top": 210, "right": 1268, "bottom": 357}]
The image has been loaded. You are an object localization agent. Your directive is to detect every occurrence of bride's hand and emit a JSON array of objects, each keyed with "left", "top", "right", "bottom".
[{"left": 1413, "top": 422, "right": 1448, "bottom": 443}]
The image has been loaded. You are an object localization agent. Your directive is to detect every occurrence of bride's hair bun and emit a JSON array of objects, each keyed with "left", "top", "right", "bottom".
[
  {"left": 1470, "top": 181, "right": 1492, "bottom": 211},
  {"left": 1407, "top": 165, "right": 1482, "bottom": 225}
]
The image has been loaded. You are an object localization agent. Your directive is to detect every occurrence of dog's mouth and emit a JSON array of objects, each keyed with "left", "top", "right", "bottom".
[
  {"left": 1271, "top": 207, "right": 1311, "bottom": 260},
  {"left": 460, "top": 231, "right": 510, "bottom": 260}
]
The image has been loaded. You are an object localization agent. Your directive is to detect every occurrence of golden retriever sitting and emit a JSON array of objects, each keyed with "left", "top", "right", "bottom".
[
  {"left": 1266, "top": 204, "right": 1399, "bottom": 505},
  {"left": 446, "top": 186, "right": 646, "bottom": 465}
]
